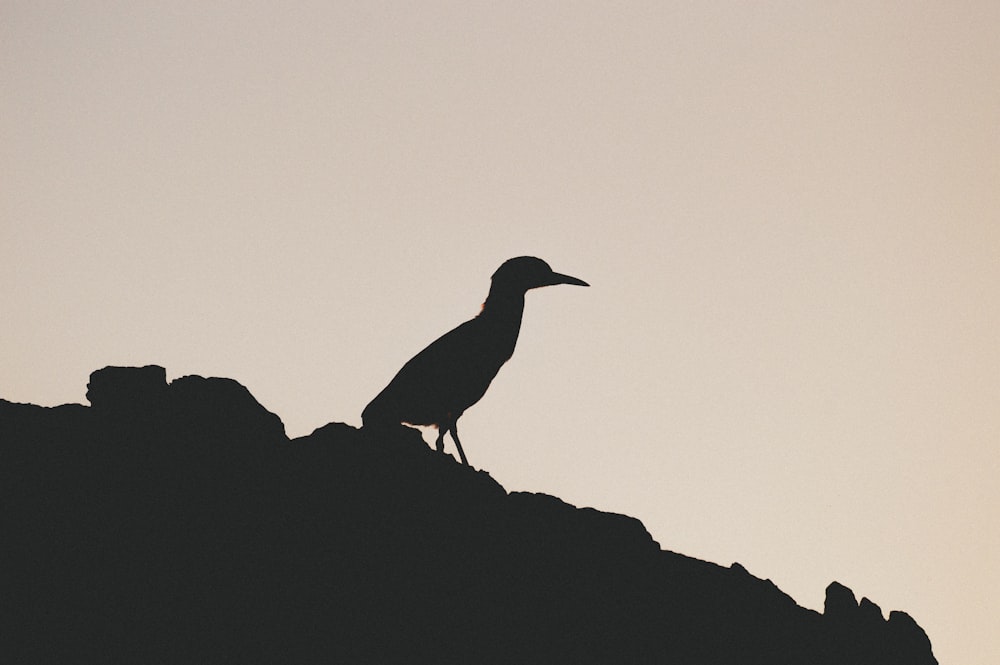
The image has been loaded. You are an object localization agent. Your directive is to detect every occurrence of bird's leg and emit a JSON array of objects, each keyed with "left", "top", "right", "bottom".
[
  {"left": 450, "top": 422, "right": 470, "bottom": 467},
  {"left": 434, "top": 426, "right": 446, "bottom": 453}
]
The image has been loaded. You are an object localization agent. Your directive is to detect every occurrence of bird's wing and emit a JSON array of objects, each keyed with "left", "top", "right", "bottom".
[{"left": 365, "top": 318, "right": 504, "bottom": 426}]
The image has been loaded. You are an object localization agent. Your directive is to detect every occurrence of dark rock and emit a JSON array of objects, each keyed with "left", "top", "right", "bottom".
[
  {"left": 860, "top": 596, "right": 885, "bottom": 622},
  {"left": 86, "top": 364, "right": 167, "bottom": 411},
  {"left": 825, "top": 580, "right": 859, "bottom": 618},
  {"left": 889, "top": 611, "right": 937, "bottom": 661},
  {"left": 1, "top": 366, "right": 938, "bottom": 665}
]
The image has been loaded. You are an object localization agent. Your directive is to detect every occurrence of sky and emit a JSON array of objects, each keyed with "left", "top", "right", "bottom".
[{"left": 2, "top": 2, "right": 998, "bottom": 663}]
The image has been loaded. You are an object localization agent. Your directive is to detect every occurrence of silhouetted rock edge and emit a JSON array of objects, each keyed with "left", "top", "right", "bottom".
[{"left": 0, "top": 366, "right": 936, "bottom": 664}]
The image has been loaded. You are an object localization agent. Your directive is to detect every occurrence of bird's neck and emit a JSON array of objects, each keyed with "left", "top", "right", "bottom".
[{"left": 478, "top": 289, "right": 526, "bottom": 360}]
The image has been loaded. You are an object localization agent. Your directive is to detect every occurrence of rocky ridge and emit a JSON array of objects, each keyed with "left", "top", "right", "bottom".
[{"left": 0, "top": 366, "right": 936, "bottom": 664}]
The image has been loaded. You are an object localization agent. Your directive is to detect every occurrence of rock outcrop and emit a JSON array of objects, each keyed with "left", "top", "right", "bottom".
[{"left": 0, "top": 366, "right": 937, "bottom": 664}]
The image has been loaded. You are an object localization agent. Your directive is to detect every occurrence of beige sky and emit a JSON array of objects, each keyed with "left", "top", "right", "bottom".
[{"left": 3, "top": 2, "right": 998, "bottom": 663}]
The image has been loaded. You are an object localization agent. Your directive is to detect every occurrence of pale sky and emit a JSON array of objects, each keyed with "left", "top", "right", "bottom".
[{"left": 3, "top": 3, "right": 998, "bottom": 663}]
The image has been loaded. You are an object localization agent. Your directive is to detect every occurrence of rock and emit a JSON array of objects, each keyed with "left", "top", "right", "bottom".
[
  {"left": 888, "top": 611, "right": 936, "bottom": 661},
  {"left": 0, "top": 366, "right": 938, "bottom": 665},
  {"left": 824, "top": 580, "right": 859, "bottom": 618},
  {"left": 86, "top": 364, "right": 167, "bottom": 411},
  {"left": 860, "top": 596, "right": 885, "bottom": 622}
]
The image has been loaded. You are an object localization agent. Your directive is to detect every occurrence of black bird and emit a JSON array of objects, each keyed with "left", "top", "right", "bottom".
[{"left": 362, "top": 256, "right": 589, "bottom": 466}]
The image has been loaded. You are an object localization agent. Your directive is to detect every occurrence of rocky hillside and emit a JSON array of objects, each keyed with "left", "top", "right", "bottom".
[{"left": 0, "top": 366, "right": 936, "bottom": 664}]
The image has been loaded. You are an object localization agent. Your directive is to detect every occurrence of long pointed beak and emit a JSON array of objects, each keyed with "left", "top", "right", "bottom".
[{"left": 549, "top": 272, "right": 589, "bottom": 287}]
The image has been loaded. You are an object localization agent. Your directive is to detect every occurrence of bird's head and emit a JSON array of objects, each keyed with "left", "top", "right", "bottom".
[{"left": 491, "top": 256, "right": 589, "bottom": 292}]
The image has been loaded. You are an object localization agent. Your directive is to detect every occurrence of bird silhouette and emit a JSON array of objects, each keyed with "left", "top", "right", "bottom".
[{"left": 362, "top": 256, "right": 588, "bottom": 466}]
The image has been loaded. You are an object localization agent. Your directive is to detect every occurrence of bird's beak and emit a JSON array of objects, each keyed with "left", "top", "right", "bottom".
[{"left": 548, "top": 272, "right": 589, "bottom": 287}]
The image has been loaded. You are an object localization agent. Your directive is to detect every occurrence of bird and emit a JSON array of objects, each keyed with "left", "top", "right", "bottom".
[{"left": 362, "top": 256, "right": 589, "bottom": 466}]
